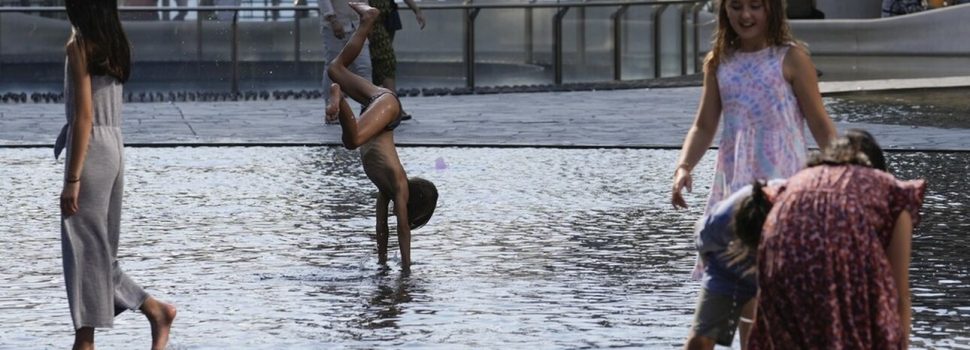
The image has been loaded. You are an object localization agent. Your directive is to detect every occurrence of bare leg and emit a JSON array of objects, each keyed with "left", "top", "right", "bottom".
[
  {"left": 337, "top": 93, "right": 399, "bottom": 149},
  {"left": 141, "top": 297, "right": 177, "bottom": 350},
  {"left": 327, "top": 3, "right": 384, "bottom": 104},
  {"left": 738, "top": 298, "right": 757, "bottom": 349},
  {"left": 684, "top": 334, "right": 715, "bottom": 350},
  {"left": 334, "top": 90, "right": 359, "bottom": 148},
  {"left": 380, "top": 77, "right": 410, "bottom": 119},
  {"left": 330, "top": 3, "right": 401, "bottom": 149},
  {"left": 72, "top": 327, "right": 94, "bottom": 350}
]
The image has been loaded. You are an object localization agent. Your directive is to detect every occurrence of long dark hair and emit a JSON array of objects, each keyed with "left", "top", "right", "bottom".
[
  {"left": 66, "top": 0, "right": 131, "bottom": 83},
  {"left": 807, "top": 128, "right": 888, "bottom": 172}
]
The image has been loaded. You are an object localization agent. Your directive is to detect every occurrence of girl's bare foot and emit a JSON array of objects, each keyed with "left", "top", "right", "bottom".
[
  {"left": 142, "top": 297, "right": 177, "bottom": 350},
  {"left": 325, "top": 83, "right": 341, "bottom": 124},
  {"left": 349, "top": 2, "right": 379, "bottom": 26}
]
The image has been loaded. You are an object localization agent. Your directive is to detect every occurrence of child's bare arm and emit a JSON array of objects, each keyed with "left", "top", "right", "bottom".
[
  {"left": 393, "top": 184, "right": 412, "bottom": 269},
  {"left": 672, "top": 68, "right": 722, "bottom": 209},
  {"left": 888, "top": 210, "right": 913, "bottom": 346},
  {"left": 376, "top": 192, "right": 391, "bottom": 264},
  {"left": 785, "top": 45, "right": 836, "bottom": 150}
]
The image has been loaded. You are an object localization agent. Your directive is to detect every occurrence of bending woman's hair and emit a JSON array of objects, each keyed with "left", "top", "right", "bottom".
[
  {"left": 807, "top": 128, "right": 887, "bottom": 172},
  {"left": 728, "top": 128, "right": 888, "bottom": 271}
]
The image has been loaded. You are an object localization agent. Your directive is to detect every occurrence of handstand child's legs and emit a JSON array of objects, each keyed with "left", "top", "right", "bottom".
[
  {"left": 327, "top": 2, "right": 401, "bottom": 149},
  {"left": 327, "top": 3, "right": 383, "bottom": 104}
]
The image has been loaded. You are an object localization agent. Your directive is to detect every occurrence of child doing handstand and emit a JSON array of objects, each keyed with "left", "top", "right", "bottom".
[{"left": 325, "top": 2, "right": 438, "bottom": 271}]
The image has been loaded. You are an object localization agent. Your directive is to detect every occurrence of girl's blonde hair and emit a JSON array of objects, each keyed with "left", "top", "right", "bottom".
[{"left": 704, "top": 0, "right": 797, "bottom": 74}]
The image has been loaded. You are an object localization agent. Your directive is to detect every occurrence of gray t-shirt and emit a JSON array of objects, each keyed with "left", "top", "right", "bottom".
[{"left": 320, "top": 0, "right": 360, "bottom": 31}]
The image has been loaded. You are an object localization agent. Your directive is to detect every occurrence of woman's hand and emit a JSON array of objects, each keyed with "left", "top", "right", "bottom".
[
  {"left": 671, "top": 166, "right": 692, "bottom": 209},
  {"left": 61, "top": 181, "right": 80, "bottom": 216},
  {"left": 414, "top": 11, "right": 426, "bottom": 30},
  {"left": 330, "top": 18, "right": 346, "bottom": 39}
]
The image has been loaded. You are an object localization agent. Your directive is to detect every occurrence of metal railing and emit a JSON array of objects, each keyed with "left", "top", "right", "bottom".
[
  {"left": 0, "top": 5, "right": 317, "bottom": 93},
  {"left": 0, "top": 0, "right": 710, "bottom": 93},
  {"left": 422, "top": 0, "right": 710, "bottom": 87}
]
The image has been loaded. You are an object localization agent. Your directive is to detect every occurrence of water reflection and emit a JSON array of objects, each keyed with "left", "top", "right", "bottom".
[
  {"left": 825, "top": 88, "right": 970, "bottom": 129},
  {"left": 356, "top": 271, "right": 419, "bottom": 331},
  {"left": 0, "top": 147, "right": 965, "bottom": 349}
]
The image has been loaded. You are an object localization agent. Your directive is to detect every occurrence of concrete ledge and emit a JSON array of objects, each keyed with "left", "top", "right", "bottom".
[
  {"left": 696, "top": 5, "right": 970, "bottom": 56},
  {"left": 791, "top": 4, "right": 970, "bottom": 56},
  {"left": 695, "top": 5, "right": 970, "bottom": 80},
  {"left": 820, "top": 75, "right": 970, "bottom": 95}
]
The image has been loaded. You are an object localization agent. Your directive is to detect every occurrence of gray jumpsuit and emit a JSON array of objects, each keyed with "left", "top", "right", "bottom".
[{"left": 55, "top": 59, "right": 148, "bottom": 330}]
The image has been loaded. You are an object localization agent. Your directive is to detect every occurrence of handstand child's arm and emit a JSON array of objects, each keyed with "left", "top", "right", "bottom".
[
  {"left": 393, "top": 181, "right": 412, "bottom": 269},
  {"left": 376, "top": 192, "right": 391, "bottom": 264}
]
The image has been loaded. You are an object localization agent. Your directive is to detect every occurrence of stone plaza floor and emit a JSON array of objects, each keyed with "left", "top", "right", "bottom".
[{"left": 1, "top": 78, "right": 968, "bottom": 150}]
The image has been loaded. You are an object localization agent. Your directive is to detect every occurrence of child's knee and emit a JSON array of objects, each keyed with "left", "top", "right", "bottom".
[
  {"left": 684, "top": 334, "right": 716, "bottom": 350},
  {"left": 326, "top": 62, "right": 343, "bottom": 80}
]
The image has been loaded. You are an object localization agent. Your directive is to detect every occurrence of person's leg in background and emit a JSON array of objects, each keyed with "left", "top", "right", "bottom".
[
  {"left": 382, "top": 10, "right": 413, "bottom": 120},
  {"left": 173, "top": 0, "right": 188, "bottom": 20}
]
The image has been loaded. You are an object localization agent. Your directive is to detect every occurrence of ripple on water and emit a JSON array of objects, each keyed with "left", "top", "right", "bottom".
[{"left": 0, "top": 147, "right": 966, "bottom": 348}]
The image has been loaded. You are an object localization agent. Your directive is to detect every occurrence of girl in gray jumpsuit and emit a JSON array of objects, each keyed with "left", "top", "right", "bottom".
[{"left": 56, "top": 0, "right": 176, "bottom": 348}]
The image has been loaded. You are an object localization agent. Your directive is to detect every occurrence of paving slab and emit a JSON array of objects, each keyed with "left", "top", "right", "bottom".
[{"left": 1, "top": 85, "right": 968, "bottom": 151}]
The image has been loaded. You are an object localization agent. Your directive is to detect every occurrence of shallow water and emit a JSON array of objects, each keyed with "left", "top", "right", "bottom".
[
  {"left": 0, "top": 147, "right": 967, "bottom": 349},
  {"left": 825, "top": 88, "right": 970, "bottom": 130}
]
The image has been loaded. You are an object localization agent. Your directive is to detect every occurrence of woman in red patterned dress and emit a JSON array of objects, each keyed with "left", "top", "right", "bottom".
[{"left": 738, "top": 130, "right": 925, "bottom": 349}]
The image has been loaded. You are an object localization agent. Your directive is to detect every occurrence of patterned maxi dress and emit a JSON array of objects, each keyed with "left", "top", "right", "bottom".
[
  {"left": 55, "top": 59, "right": 148, "bottom": 329},
  {"left": 750, "top": 165, "right": 926, "bottom": 349},
  {"left": 368, "top": 0, "right": 397, "bottom": 85},
  {"left": 708, "top": 44, "right": 809, "bottom": 211}
]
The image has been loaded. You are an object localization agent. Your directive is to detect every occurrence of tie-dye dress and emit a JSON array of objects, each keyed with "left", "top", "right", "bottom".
[{"left": 706, "top": 44, "right": 809, "bottom": 211}]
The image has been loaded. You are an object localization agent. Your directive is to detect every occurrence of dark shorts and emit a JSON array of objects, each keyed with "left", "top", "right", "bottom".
[
  {"left": 360, "top": 90, "right": 402, "bottom": 131},
  {"left": 690, "top": 287, "right": 753, "bottom": 346}
]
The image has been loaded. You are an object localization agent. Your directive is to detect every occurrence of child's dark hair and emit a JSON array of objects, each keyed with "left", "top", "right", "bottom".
[
  {"left": 66, "top": 0, "right": 132, "bottom": 83},
  {"left": 727, "top": 180, "right": 773, "bottom": 274},
  {"left": 807, "top": 128, "right": 887, "bottom": 172},
  {"left": 407, "top": 177, "right": 438, "bottom": 230}
]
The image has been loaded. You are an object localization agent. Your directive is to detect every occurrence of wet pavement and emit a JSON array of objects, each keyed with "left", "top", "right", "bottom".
[
  {"left": 2, "top": 147, "right": 967, "bottom": 349},
  {"left": 1, "top": 80, "right": 968, "bottom": 150},
  {"left": 1, "top": 80, "right": 968, "bottom": 349}
]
